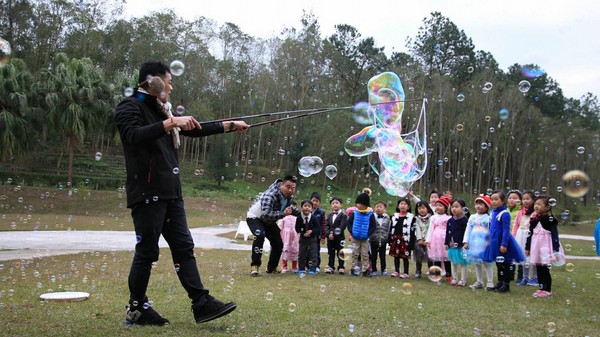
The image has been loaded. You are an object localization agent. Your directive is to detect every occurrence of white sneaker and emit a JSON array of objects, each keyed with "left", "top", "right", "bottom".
[{"left": 469, "top": 281, "right": 483, "bottom": 290}]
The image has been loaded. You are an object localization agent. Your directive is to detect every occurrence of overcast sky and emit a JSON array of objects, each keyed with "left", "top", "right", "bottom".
[{"left": 124, "top": 0, "right": 599, "bottom": 100}]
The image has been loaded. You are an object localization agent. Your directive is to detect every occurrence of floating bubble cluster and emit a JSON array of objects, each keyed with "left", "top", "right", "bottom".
[{"left": 344, "top": 72, "right": 427, "bottom": 196}]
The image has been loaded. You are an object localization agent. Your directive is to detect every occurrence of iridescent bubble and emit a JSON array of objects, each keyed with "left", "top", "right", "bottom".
[
  {"left": 95, "top": 152, "right": 102, "bottom": 161},
  {"left": 518, "top": 80, "right": 531, "bottom": 93},
  {"left": 124, "top": 87, "right": 134, "bottom": 97},
  {"left": 348, "top": 324, "right": 355, "bottom": 333},
  {"left": 481, "top": 142, "right": 488, "bottom": 150},
  {"left": 353, "top": 101, "right": 372, "bottom": 125},
  {"left": 417, "top": 303, "right": 423, "bottom": 309},
  {"left": 194, "top": 169, "right": 205, "bottom": 176},
  {"left": 444, "top": 171, "right": 452, "bottom": 179},
  {"left": 169, "top": 60, "right": 185, "bottom": 76},
  {"left": 456, "top": 93, "right": 465, "bottom": 102},
  {"left": 428, "top": 265, "right": 442, "bottom": 282},
  {"left": 565, "top": 263, "right": 575, "bottom": 272},
  {"left": 175, "top": 105, "right": 185, "bottom": 115},
  {"left": 456, "top": 124, "right": 464, "bottom": 132},
  {"left": 437, "top": 159, "right": 443, "bottom": 166},
  {"left": 520, "top": 66, "right": 545, "bottom": 79},
  {"left": 495, "top": 256, "right": 505, "bottom": 263},
  {"left": 467, "top": 66, "right": 474, "bottom": 73},
  {"left": 484, "top": 115, "right": 491, "bottom": 122},
  {"left": 562, "top": 170, "right": 589, "bottom": 198},
  {"left": 550, "top": 164, "right": 557, "bottom": 171},
  {"left": 172, "top": 167, "right": 180, "bottom": 175},
  {"left": 338, "top": 248, "right": 353, "bottom": 261},
  {"left": 489, "top": 127, "right": 495, "bottom": 133},
  {"left": 484, "top": 82, "right": 493, "bottom": 90},
  {"left": 498, "top": 108, "right": 510, "bottom": 121},
  {"left": 265, "top": 291, "right": 273, "bottom": 301},
  {"left": 548, "top": 198, "right": 557, "bottom": 207},
  {"left": 546, "top": 322, "right": 556, "bottom": 333},
  {"left": 576, "top": 146, "right": 585, "bottom": 154},
  {"left": 320, "top": 284, "right": 326, "bottom": 293},
  {"left": 288, "top": 303, "right": 296, "bottom": 312},
  {"left": 401, "top": 282, "right": 412, "bottom": 295},
  {"left": 564, "top": 243, "right": 572, "bottom": 252},
  {"left": 525, "top": 311, "right": 531, "bottom": 318},
  {"left": 278, "top": 148, "right": 286, "bottom": 156},
  {"left": 325, "top": 165, "right": 338, "bottom": 180},
  {"left": 0, "top": 38, "right": 11, "bottom": 65}
]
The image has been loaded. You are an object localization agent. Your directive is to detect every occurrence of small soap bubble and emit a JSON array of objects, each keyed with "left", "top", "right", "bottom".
[
  {"left": 320, "top": 284, "right": 326, "bottom": 293},
  {"left": 548, "top": 198, "right": 557, "bottom": 207},
  {"left": 401, "top": 283, "right": 412, "bottom": 295},
  {"left": 348, "top": 324, "right": 355, "bottom": 333},
  {"left": 124, "top": 87, "right": 134, "bottom": 97},
  {"left": 498, "top": 108, "right": 509, "bottom": 120},
  {"left": 288, "top": 303, "right": 296, "bottom": 312},
  {"left": 169, "top": 60, "right": 185, "bottom": 76},
  {"left": 484, "top": 82, "right": 493, "bottom": 90},
  {"left": 518, "top": 80, "right": 531, "bottom": 93},
  {"left": 428, "top": 266, "right": 442, "bottom": 282},
  {"left": 417, "top": 303, "right": 423, "bottom": 309},
  {"left": 95, "top": 152, "right": 102, "bottom": 161},
  {"left": 576, "top": 146, "right": 585, "bottom": 154},
  {"left": 495, "top": 256, "right": 505, "bottom": 263},
  {"left": 467, "top": 66, "right": 474, "bottom": 73},
  {"left": 172, "top": 167, "right": 180, "bottom": 175},
  {"left": 565, "top": 263, "right": 574, "bottom": 272},
  {"left": 456, "top": 93, "right": 465, "bottom": 102},
  {"left": 444, "top": 172, "right": 452, "bottom": 179},
  {"left": 265, "top": 291, "right": 273, "bottom": 301},
  {"left": 481, "top": 142, "right": 489, "bottom": 150},
  {"left": 546, "top": 322, "right": 556, "bottom": 333},
  {"left": 456, "top": 124, "right": 464, "bottom": 132},
  {"left": 278, "top": 148, "right": 286, "bottom": 156},
  {"left": 175, "top": 105, "right": 185, "bottom": 115},
  {"left": 525, "top": 311, "right": 531, "bottom": 318}
]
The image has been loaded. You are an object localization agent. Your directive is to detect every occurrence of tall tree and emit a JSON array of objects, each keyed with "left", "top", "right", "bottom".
[{"left": 0, "top": 58, "right": 32, "bottom": 160}]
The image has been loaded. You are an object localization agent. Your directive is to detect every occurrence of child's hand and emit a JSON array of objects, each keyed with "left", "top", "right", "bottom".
[
  {"left": 426, "top": 242, "right": 430, "bottom": 248},
  {"left": 500, "top": 246, "right": 507, "bottom": 254},
  {"left": 444, "top": 245, "right": 448, "bottom": 250},
  {"left": 328, "top": 233, "right": 334, "bottom": 240},
  {"left": 525, "top": 250, "right": 530, "bottom": 256},
  {"left": 463, "top": 243, "right": 469, "bottom": 250}
]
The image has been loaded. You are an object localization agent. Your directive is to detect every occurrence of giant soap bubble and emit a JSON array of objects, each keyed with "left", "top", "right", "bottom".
[
  {"left": 344, "top": 72, "right": 427, "bottom": 196},
  {"left": 298, "top": 156, "right": 324, "bottom": 177}
]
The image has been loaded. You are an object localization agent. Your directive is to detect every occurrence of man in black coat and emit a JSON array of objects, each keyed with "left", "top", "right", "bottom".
[{"left": 115, "top": 61, "right": 248, "bottom": 326}]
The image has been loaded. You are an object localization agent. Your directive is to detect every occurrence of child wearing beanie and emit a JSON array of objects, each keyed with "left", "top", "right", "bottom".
[{"left": 347, "top": 192, "right": 377, "bottom": 276}]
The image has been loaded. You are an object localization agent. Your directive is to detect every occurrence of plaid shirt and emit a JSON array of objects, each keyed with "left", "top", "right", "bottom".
[{"left": 247, "top": 179, "right": 299, "bottom": 225}]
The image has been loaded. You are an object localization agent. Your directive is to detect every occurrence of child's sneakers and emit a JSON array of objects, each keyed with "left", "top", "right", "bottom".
[
  {"left": 390, "top": 272, "right": 400, "bottom": 278},
  {"left": 533, "top": 290, "right": 553, "bottom": 298},
  {"left": 381, "top": 271, "right": 388, "bottom": 276},
  {"left": 450, "top": 279, "right": 459, "bottom": 286},
  {"left": 338, "top": 268, "right": 345, "bottom": 275},
  {"left": 517, "top": 278, "right": 529, "bottom": 286},
  {"left": 399, "top": 273, "right": 409, "bottom": 279},
  {"left": 371, "top": 271, "right": 378, "bottom": 276},
  {"left": 362, "top": 270, "right": 372, "bottom": 277},
  {"left": 469, "top": 281, "right": 483, "bottom": 290},
  {"left": 324, "top": 266, "right": 334, "bottom": 274},
  {"left": 308, "top": 269, "right": 317, "bottom": 275},
  {"left": 456, "top": 280, "right": 467, "bottom": 287},
  {"left": 281, "top": 268, "right": 287, "bottom": 274},
  {"left": 414, "top": 272, "right": 421, "bottom": 279},
  {"left": 527, "top": 277, "right": 539, "bottom": 287},
  {"left": 250, "top": 265, "right": 259, "bottom": 277}
]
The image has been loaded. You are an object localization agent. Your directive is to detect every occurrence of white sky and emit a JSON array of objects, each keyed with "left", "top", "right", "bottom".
[{"left": 124, "top": 0, "right": 600, "bottom": 100}]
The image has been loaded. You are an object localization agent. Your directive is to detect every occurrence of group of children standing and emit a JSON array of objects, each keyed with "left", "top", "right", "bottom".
[{"left": 276, "top": 187, "right": 564, "bottom": 298}]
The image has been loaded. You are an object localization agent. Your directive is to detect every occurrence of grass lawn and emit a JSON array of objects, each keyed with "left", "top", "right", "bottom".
[{"left": 0, "top": 249, "right": 599, "bottom": 337}]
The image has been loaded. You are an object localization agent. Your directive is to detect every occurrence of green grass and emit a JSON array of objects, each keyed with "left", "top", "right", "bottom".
[{"left": 0, "top": 250, "right": 599, "bottom": 336}]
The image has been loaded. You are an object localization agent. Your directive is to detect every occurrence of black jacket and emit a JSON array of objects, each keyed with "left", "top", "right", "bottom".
[
  {"left": 296, "top": 214, "right": 320, "bottom": 239},
  {"left": 115, "top": 91, "right": 225, "bottom": 207},
  {"left": 325, "top": 211, "right": 348, "bottom": 240}
]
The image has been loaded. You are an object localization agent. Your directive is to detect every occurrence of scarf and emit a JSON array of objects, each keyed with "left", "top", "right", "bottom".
[{"left": 137, "top": 88, "right": 180, "bottom": 149}]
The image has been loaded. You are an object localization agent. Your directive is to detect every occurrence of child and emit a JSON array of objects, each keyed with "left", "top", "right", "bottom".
[
  {"left": 445, "top": 199, "right": 469, "bottom": 286},
  {"left": 512, "top": 191, "right": 538, "bottom": 286},
  {"left": 463, "top": 195, "right": 494, "bottom": 290},
  {"left": 389, "top": 198, "right": 416, "bottom": 278},
  {"left": 279, "top": 201, "right": 299, "bottom": 273},
  {"left": 295, "top": 200, "right": 320, "bottom": 274},
  {"left": 425, "top": 195, "right": 453, "bottom": 282},
  {"left": 482, "top": 190, "right": 525, "bottom": 293},
  {"left": 325, "top": 197, "right": 348, "bottom": 275},
  {"left": 310, "top": 192, "right": 327, "bottom": 273},
  {"left": 369, "top": 201, "right": 391, "bottom": 276},
  {"left": 414, "top": 201, "right": 434, "bottom": 278},
  {"left": 506, "top": 190, "right": 522, "bottom": 281},
  {"left": 526, "top": 195, "right": 564, "bottom": 298},
  {"left": 347, "top": 192, "right": 377, "bottom": 276}
]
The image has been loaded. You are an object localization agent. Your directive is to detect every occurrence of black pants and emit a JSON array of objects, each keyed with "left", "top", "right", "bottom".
[
  {"left": 128, "top": 198, "right": 208, "bottom": 306},
  {"left": 394, "top": 256, "right": 409, "bottom": 274},
  {"left": 327, "top": 238, "right": 345, "bottom": 270},
  {"left": 433, "top": 261, "right": 452, "bottom": 277},
  {"left": 536, "top": 264, "right": 552, "bottom": 291},
  {"left": 246, "top": 217, "right": 283, "bottom": 272},
  {"left": 496, "top": 262, "right": 514, "bottom": 283},
  {"left": 370, "top": 242, "right": 387, "bottom": 273},
  {"left": 298, "top": 237, "right": 318, "bottom": 271}
]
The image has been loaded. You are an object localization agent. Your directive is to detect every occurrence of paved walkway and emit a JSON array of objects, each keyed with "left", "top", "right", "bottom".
[{"left": 0, "top": 227, "right": 598, "bottom": 261}]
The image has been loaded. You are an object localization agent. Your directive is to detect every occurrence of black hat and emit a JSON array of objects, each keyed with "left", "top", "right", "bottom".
[{"left": 355, "top": 192, "right": 370, "bottom": 207}]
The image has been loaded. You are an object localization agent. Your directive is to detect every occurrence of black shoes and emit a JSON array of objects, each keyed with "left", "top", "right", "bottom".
[
  {"left": 495, "top": 282, "right": 511, "bottom": 293},
  {"left": 125, "top": 301, "right": 170, "bottom": 326},
  {"left": 193, "top": 295, "right": 237, "bottom": 324}
]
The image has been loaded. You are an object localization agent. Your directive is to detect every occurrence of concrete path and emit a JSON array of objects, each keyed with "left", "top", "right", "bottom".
[{"left": 0, "top": 227, "right": 598, "bottom": 261}]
